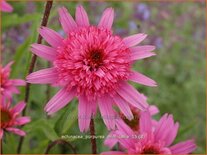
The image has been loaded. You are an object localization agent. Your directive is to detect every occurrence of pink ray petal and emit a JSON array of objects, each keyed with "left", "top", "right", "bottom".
[
  {"left": 2, "top": 91, "right": 12, "bottom": 101},
  {"left": 1, "top": 97, "right": 7, "bottom": 108},
  {"left": 26, "top": 68, "right": 58, "bottom": 84},
  {"left": 0, "top": 0, "right": 13, "bottom": 12},
  {"left": 123, "top": 33, "right": 147, "bottom": 47},
  {"left": 153, "top": 113, "right": 167, "bottom": 132},
  {"left": 58, "top": 7, "right": 77, "bottom": 34},
  {"left": 129, "top": 71, "right": 157, "bottom": 87},
  {"left": 4, "top": 99, "right": 11, "bottom": 109},
  {"left": 113, "top": 94, "right": 133, "bottom": 120},
  {"left": 98, "top": 7, "right": 114, "bottom": 30},
  {"left": 116, "top": 119, "right": 135, "bottom": 138},
  {"left": 10, "top": 79, "right": 26, "bottom": 86},
  {"left": 0, "top": 129, "right": 3, "bottom": 139},
  {"left": 91, "top": 100, "right": 97, "bottom": 116},
  {"left": 11, "top": 101, "right": 26, "bottom": 114},
  {"left": 104, "top": 131, "right": 118, "bottom": 148},
  {"left": 7, "top": 86, "right": 20, "bottom": 94},
  {"left": 3, "top": 91, "right": 12, "bottom": 100},
  {"left": 45, "top": 88, "right": 76, "bottom": 115},
  {"left": 131, "top": 51, "right": 156, "bottom": 61},
  {"left": 116, "top": 82, "right": 148, "bottom": 110},
  {"left": 15, "top": 117, "right": 31, "bottom": 126},
  {"left": 158, "top": 115, "right": 175, "bottom": 143},
  {"left": 98, "top": 95, "right": 116, "bottom": 130},
  {"left": 31, "top": 43, "right": 57, "bottom": 61},
  {"left": 75, "top": 5, "right": 90, "bottom": 27},
  {"left": 78, "top": 95, "right": 93, "bottom": 132},
  {"left": 139, "top": 111, "right": 152, "bottom": 134},
  {"left": 160, "top": 147, "right": 172, "bottom": 154},
  {"left": 152, "top": 120, "right": 158, "bottom": 129},
  {"left": 139, "top": 93, "right": 147, "bottom": 101},
  {"left": 148, "top": 105, "right": 159, "bottom": 115},
  {"left": 115, "top": 130, "right": 134, "bottom": 149},
  {"left": 3, "top": 61, "right": 13, "bottom": 72},
  {"left": 115, "top": 119, "right": 135, "bottom": 148},
  {"left": 154, "top": 114, "right": 173, "bottom": 142},
  {"left": 170, "top": 139, "right": 197, "bottom": 154},
  {"left": 5, "top": 128, "right": 26, "bottom": 136},
  {"left": 165, "top": 122, "right": 179, "bottom": 146},
  {"left": 130, "top": 45, "right": 156, "bottom": 61},
  {"left": 39, "top": 26, "right": 63, "bottom": 48}
]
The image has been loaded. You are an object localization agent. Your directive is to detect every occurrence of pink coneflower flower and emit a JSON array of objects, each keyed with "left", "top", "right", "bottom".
[
  {"left": 103, "top": 111, "right": 196, "bottom": 154},
  {"left": 26, "top": 5, "right": 157, "bottom": 132},
  {"left": 0, "top": 98, "right": 30, "bottom": 139},
  {"left": 0, "top": 0, "right": 13, "bottom": 12},
  {"left": 1, "top": 62, "right": 26, "bottom": 100}
]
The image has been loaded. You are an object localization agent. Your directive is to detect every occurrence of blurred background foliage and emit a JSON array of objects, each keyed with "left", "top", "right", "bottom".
[{"left": 1, "top": 0, "right": 206, "bottom": 154}]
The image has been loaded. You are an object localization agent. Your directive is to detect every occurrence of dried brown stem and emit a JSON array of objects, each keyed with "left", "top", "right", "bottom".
[
  {"left": 1, "top": 139, "right": 3, "bottom": 154},
  {"left": 90, "top": 118, "right": 97, "bottom": 154}
]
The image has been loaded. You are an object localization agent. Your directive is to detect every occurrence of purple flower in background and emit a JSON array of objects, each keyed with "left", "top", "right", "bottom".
[
  {"left": 154, "top": 37, "right": 163, "bottom": 49},
  {"left": 128, "top": 21, "right": 138, "bottom": 32},
  {"left": 151, "top": 36, "right": 163, "bottom": 49},
  {"left": 134, "top": 3, "right": 150, "bottom": 21}
]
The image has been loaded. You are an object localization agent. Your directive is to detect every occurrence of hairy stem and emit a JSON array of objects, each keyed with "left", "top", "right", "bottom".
[
  {"left": 17, "top": 1, "right": 53, "bottom": 153},
  {"left": 45, "top": 139, "right": 76, "bottom": 154},
  {"left": 90, "top": 118, "right": 97, "bottom": 154}
]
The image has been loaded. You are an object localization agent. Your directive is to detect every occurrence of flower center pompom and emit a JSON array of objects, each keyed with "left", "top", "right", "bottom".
[
  {"left": 87, "top": 49, "right": 104, "bottom": 71},
  {"left": 0, "top": 109, "right": 12, "bottom": 128},
  {"left": 54, "top": 26, "right": 131, "bottom": 100}
]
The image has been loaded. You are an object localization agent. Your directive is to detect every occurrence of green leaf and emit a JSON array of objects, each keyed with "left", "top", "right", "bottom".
[
  {"left": 3, "top": 133, "right": 17, "bottom": 154},
  {"left": 23, "top": 119, "right": 59, "bottom": 141},
  {"left": 2, "top": 13, "right": 41, "bottom": 30},
  {"left": 54, "top": 106, "right": 71, "bottom": 135},
  {"left": 54, "top": 101, "right": 78, "bottom": 135},
  {"left": 62, "top": 107, "right": 78, "bottom": 134},
  {"left": 10, "top": 38, "right": 31, "bottom": 77},
  {"left": 177, "top": 120, "right": 196, "bottom": 138}
]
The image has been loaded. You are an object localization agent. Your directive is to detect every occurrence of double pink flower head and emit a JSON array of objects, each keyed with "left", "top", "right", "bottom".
[{"left": 27, "top": 5, "right": 157, "bottom": 132}]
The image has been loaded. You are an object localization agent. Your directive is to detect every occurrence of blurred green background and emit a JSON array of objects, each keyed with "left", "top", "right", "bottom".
[{"left": 2, "top": 1, "right": 206, "bottom": 154}]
